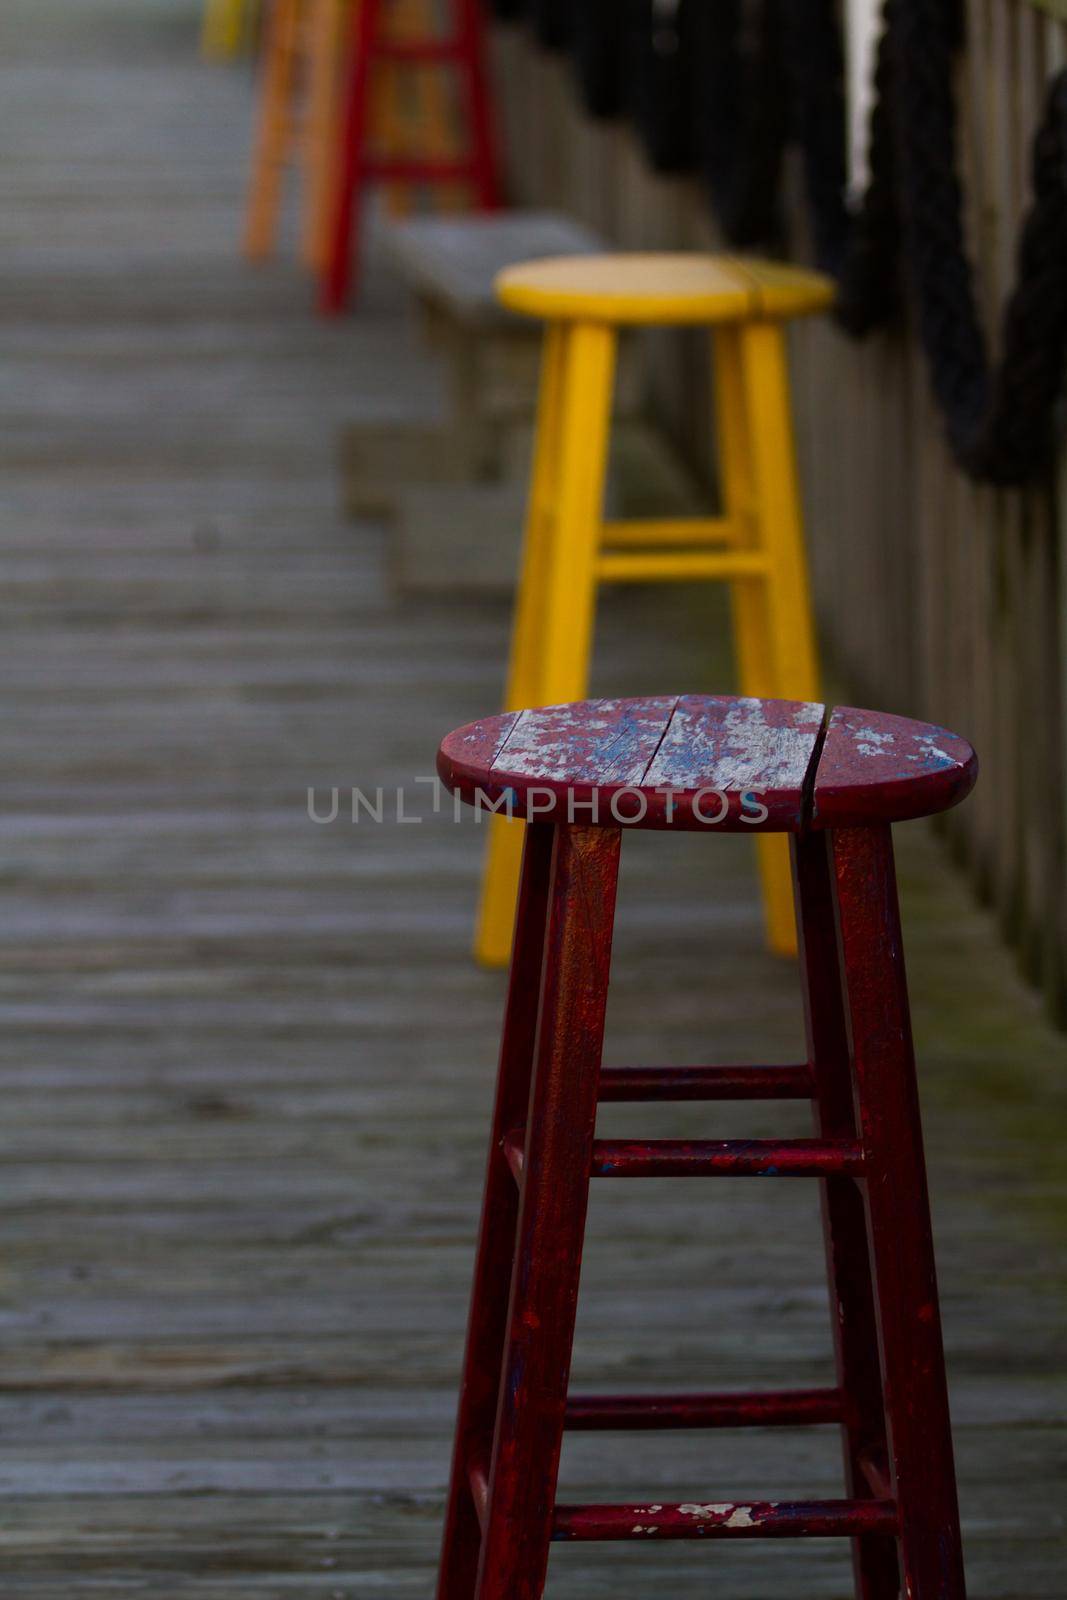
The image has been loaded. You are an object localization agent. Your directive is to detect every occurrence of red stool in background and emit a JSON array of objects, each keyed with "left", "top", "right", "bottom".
[
  {"left": 321, "top": 0, "right": 500, "bottom": 312},
  {"left": 434, "top": 694, "right": 976, "bottom": 1600}
]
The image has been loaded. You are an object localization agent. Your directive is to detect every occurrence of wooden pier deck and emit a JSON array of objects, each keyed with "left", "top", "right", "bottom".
[{"left": 0, "top": 2, "right": 1064, "bottom": 1594}]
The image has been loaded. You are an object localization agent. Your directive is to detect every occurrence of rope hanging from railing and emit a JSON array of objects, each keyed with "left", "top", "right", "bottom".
[
  {"left": 531, "top": 0, "right": 570, "bottom": 52},
  {"left": 573, "top": 0, "right": 626, "bottom": 118},
  {"left": 782, "top": 0, "right": 900, "bottom": 336},
  {"left": 788, "top": 0, "right": 1067, "bottom": 484},
  {"left": 627, "top": 0, "right": 698, "bottom": 173},
  {"left": 889, "top": 1, "right": 1067, "bottom": 483},
  {"left": 690, "top": 0, "right": 789, "bottom": 248},
  {"left": 492, "top": 0, "right": 1067, "bottom": 486}
]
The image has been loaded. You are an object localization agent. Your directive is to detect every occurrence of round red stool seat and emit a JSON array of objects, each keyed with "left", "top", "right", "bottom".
[{"left": 437, "top": 694, "right": 977, "bottom": 831}]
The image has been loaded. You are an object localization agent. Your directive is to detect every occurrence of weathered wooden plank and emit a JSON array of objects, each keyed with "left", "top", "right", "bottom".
[
  {"left": 644, "top": 696, "right": 824, "bottom": 826},
  {"left": 812, "top": 706, "right": 978, "bottom": 827}
]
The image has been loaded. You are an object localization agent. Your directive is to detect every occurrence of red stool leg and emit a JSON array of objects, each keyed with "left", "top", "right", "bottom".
[
  {"left": 454, "top": 0, "right": 501, "bottom": 209},
  {"left": 320, "top": 0, "right": 379, "bottom": 314},
  {"left": 437, "top": 822, "right": 556, "bottom": 1600},
  {"left": 793, "top": 832, "right": 900, "bottom": 1600},
  {"left": 832, "top": 824, "right": 967, "bottom": 1599},
  {"left": 477, "top": 825, "right": 622, "bottom": 1600}
]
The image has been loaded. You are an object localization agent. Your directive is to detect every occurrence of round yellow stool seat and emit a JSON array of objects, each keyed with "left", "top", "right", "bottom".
[{"left": 495, "top": 253, "right": 835, "bottom": 326}]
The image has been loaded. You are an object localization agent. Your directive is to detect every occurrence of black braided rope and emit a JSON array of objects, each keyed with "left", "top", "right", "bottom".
[
  {"left": 891, "top": 0, "right": 1067, "bottom": 482},
  {"left": 691, "top": 0, "right": 788, "bottom": 249},
  {"left": 492, "top": 0, "right": 1067, "bottom": 482},
  {"left": 784, "top": 0, "right": 900, "bottom": 334},
  {"left": 573, "top": 0, "right": 626, "bottom": 119},
  {"left": 974, "top": 72, "right": 1067, "bottom": 483},
  {"left": 530, "top": 0, "right": 570, "bottom": 51},
  {"left": 728, "top": 0, "right": 1067, "bottom": 482},
  {"left": 627, "top": 0, "right": 698, "bottom": 175}
]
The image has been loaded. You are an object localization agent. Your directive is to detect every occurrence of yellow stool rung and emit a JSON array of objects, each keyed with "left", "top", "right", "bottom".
[
  {"left": 600, "top": 517, "right": 738, "bottom": 550},
  {"left": 594, "top": 551, "right": 772, "bottom": 584}
]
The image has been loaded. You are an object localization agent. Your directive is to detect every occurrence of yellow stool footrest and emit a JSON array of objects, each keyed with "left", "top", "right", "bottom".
[
  {"left": 600, "top": 517, "right": 739, "bottom": 550},
  {"left": 595, "top": 551, "right": 772, "bottom": 583}
]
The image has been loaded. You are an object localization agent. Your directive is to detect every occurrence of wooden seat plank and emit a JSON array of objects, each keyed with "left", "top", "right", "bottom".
[
  {"left": 643, "top": 695, "right": 825, "bottom": 829},
  {"left": 811, "top": 706, "right": 978, "bottom": 829},
  {"left": 438, "top": 709, "right": 522, "bottom": 786},
  {"left": 490, "top": 696, "right": 678, "bottom": 784}
]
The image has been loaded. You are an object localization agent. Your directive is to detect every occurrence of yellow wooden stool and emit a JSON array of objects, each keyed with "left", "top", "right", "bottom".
[{"left": 476, "top": 253, "right": 835, "bottom": 968}]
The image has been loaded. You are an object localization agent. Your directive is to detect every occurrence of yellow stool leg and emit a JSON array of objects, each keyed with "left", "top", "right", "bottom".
[
  {"left": 713, "top": 328, "right": 771, "bottom": 695},
  {"left": 470, "top": 329, "right": 563, "bottom": 966},
  {"left": 714, "top": 326, "right": 792, "bottom": 956},
  {"left": 535, "top": 322, "right": 616, "bottom": 699},
  {"left": 503, "top": 324, "right": 569, "bottom": 711},
  {"left": 475, "top": 322, "right": 617, "bottom": 967},
  {"left": 738, "top": 322, "right": 820, "bottom": 697},
  {"left": 474, "top": 324, "right": 571, "bottom": 969},
  {"left": 734, "top": 320, "right": 821, "bottom": 958},
  {"left": 302, "top": 0, "right": 343, "bottom": 270},
  {"left": 243, "top": 0, "right": 302, "bottom": 260}
]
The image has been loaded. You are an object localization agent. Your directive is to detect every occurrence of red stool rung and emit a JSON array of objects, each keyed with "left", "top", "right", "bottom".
[
  {"left": 321, "top": 0, "right": 500, "bottom": 312},
  {"left": 434, "top": 696, "right": 977, "bottom": 1600}
]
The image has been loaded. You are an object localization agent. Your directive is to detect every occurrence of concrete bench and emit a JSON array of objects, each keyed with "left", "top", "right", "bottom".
[
  {"left": 340, "top": 210, "right": 605, "bottom": 516},
  {"left": 385, "top": 210, "right": 605, "bottom": 326},
  {"left": 340, "top": 211, "right": 705, "bottom": 598}
]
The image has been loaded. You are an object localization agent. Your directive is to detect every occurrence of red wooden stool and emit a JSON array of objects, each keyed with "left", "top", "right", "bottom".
[
  {"left": 320, "top": 0, "right": 500, "bottom": 312},
  {"left": 434, "top": 694, "right": 977, "bottom": 1600}
]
